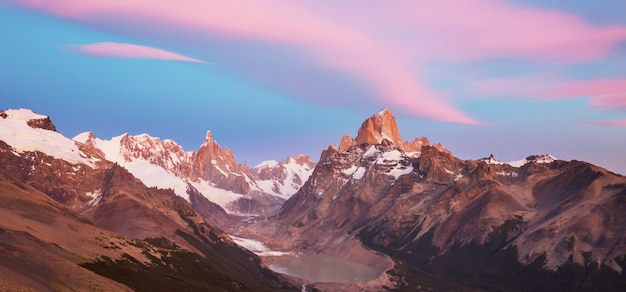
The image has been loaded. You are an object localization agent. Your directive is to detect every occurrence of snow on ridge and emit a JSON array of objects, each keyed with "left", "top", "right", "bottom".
[
  {"left": 3, "top": 108, "right": 47, "bottom": 121},
  {"left": 507, "top": 154, "right": 558, "bottom": 168},
  {"left": 479, "top": 153, "right": 558, "bottom": 168},
  {"left": 72, "top": 132, "right": 93, "bottom": 144},
  {"left": 0, "top": 114, "right": 94, "bottom": 166},
  {"left": 254, "top": 160, "right": 279, "bottom": 169}
]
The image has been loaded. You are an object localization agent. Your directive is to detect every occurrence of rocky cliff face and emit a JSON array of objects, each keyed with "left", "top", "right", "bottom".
[{"left": 189, "top": 131, "right": 250, "bottom": 194}]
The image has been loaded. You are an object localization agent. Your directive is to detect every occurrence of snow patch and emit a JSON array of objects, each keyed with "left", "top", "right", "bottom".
[
  {"left": 496, "top": 171, "right": 518, "bottom": 177},
  {"left": 387, "top": 165, "right": 413, "bottom": 179},
  {"left": 363, "top": 145, "right": 378, "bottom": 157},
  {"left": 378, "top": 149, "right": 404, "bottom": 163},
  {"left": 352, "top": 167, "right": 367, "bottom": 180},
  {"left": 85, "top": 189, "right": 102, "bottom": 206}
]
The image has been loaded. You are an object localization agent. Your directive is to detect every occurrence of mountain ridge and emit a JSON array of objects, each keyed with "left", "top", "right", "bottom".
[{"left": 2, "top": 106, "right": 625, "bottom": 290}]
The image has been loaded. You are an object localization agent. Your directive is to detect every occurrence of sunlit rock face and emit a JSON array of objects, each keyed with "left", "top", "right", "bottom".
[{"left": 355, "top": 108, "right": 404, "bottom": 146}]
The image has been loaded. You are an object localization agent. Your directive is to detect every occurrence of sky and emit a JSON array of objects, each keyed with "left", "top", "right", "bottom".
[{"left": 1, "top": 0, "right": 625, "bottom": 174}]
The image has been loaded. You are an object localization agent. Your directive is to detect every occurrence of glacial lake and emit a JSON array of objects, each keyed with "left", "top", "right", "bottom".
[{"left": 268, "top": 255, "right": 378, "bottom": 283}]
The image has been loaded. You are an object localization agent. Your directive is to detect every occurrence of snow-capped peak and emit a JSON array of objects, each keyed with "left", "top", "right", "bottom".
[
  {"left": 507, "top": 154, "right": 558, "bottom": 167},
  {"left": 0, "top": 109, "right": 94, "bottom": 166}
]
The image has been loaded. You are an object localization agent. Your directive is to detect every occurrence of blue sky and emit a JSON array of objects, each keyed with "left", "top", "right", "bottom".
[{"left": 1, "top": 1, "right": 626, "bottom": 174}]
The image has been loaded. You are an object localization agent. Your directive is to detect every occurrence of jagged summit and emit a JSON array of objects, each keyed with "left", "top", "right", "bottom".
[
  {"left": 338, "top": 108, "right": 430, "bottom": 155},
  {"left": 355, "top": 107, "right": 403, "bottom": 147}
]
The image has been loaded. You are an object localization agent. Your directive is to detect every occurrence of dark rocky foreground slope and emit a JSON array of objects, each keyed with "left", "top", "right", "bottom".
[{"left": 0, "top": 167, "right": 298, "bottom": 291}]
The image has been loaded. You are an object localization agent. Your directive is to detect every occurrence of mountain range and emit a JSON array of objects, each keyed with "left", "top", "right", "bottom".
[{"left": 1, "top": 107, "right": 625, "bottom": 291}]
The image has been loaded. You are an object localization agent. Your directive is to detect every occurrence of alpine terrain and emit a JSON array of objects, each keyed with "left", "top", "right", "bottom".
[{"left": 1, "top": 107, "right": 625, "bottom": 291}]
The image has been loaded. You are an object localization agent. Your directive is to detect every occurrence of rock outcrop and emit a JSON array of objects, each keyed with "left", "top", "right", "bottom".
[{"left": 26, "top": 116, "right": 57, "bottom": 131}]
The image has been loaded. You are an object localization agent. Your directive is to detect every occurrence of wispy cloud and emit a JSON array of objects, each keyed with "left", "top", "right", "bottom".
[
  {"left": 69, "top": 42, "right": 206, "bottom": 64},
  {"left": 10, "top": 0, "right": 626, "bottom": 124}
]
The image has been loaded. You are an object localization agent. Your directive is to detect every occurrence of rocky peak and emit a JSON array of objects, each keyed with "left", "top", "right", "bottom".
[
  {"left": 192, "top": 131, "right": 241, "bottom": 180},
  {"left": 355, "top": 108, "right": 403, "bottom": 147},
  {"left": 337, "top": 108, "right": 430, "bottom": 156}
]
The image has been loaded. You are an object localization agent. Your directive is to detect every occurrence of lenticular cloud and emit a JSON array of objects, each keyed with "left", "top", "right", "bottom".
[{"left": 70, "top": 42, "right": 206, "bottom": 64}]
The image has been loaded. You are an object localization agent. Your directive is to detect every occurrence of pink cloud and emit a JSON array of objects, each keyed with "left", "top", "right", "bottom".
[
  {"left": 70, "top": 42, "right": 205, "bottom": 64},
  {"left": 11, "top": 0, "right": 626, "bottom": 124}
]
